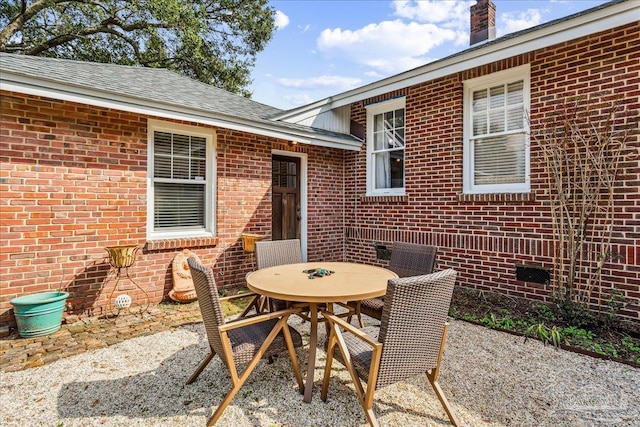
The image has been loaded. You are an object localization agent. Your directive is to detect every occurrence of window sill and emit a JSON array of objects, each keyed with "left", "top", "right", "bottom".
[
  {"left": 145, "top": 236, "right": 219, "bottom": 252},
  {"left": 457, "top": 193, "right": 536, "bottom": 203},
  {"left": 360, "top": 195, "right": 408, "bottom": 203}
]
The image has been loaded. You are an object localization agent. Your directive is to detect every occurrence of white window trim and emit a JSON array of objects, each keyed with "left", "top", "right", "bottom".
[
  {"left": 463, "top": 64, "right": 531, "bottom": 194},
  {"left": 365, "top": 97, "right": 406, "bottom": 196},
  {"left": 146, "top": 119, "right": 217, "bottom": 240}
]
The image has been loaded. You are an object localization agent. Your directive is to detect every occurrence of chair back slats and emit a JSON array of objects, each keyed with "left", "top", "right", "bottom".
[
  {"left": 388, "top": 242, "right": 437, "bottom": 278},
  {"left": 376, "top": 269, "right": 457, "bottom": 389},
  {"left": 187, "top": 257, "right": 229, "bottom": 365},
  {"left": 255, "top": 239, "right": 302, "bottom": 269}
]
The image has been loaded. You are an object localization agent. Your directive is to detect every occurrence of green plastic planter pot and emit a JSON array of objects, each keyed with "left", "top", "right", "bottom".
[{"left": 10, "top": 291, "right": 69, "bottom": 338}]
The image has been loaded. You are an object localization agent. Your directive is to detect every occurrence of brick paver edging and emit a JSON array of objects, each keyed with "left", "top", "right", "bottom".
[{"left": 0, "top": 303, "right": 203, "bottom": 372}]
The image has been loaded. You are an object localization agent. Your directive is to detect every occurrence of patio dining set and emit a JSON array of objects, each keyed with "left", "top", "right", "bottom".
[{"left": 186, "top": 239, "right": 460, "bottom": 427}]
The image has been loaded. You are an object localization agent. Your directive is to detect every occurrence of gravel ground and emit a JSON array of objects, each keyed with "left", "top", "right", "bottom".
[{"left": 1, "top": 316, "right": 638, "bottom": 427}]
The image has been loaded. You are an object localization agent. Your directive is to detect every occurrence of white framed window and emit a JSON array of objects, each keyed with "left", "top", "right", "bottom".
[
  {"left": 366, "top": 97, "right": 406, "bottom": 196},
  {"left": 147, "top": 119, "right": 216, "bottom": 240},
  {"left": 463, "top": 65, "right": 530, "bottom": 194}
]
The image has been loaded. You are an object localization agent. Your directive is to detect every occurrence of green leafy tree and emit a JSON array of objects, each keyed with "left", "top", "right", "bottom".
[{"left": 0, "top": 0, "right": 276, "bottom": 96}]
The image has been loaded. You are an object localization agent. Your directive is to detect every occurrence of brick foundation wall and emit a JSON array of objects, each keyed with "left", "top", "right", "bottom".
[
  {"left": 0, "top": 94, "right": 346, "bottom": 327},
  {"left": 345, "top": 22, "right": 640, "bottom": 322}
]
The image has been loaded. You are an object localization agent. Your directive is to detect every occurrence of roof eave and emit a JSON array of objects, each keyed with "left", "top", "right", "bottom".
[{"left": 0, "top": 74, "right": 363, "bottom": 151}]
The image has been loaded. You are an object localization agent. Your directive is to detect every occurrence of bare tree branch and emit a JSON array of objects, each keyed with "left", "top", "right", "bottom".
[{"left": 530, "top": 93, "right": 630, "bottom": 313}]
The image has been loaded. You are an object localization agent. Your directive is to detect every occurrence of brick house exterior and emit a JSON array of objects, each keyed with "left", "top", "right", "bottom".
[
  {"left": 0, "top": 59, "right": 357, "bottom": 328},
  {"left": 343, "top": 18, "right": 640, "bottom": 316},
  {"left": 1, "top": 0, "right": 639, "bottom": 329},
  {"left": 0, "top": 91, "right": 352, "bottom": 326},
  {"left": 271, "top": 0, "right": 640, "bottom": 322},
  {"left": 336, "top": 4, "right": 640, "bottom": 321}
]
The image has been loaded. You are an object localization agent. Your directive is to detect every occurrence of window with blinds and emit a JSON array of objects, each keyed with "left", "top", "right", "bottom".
[
  {"left": 464, "top": 66, "right": 530, "bottom": 194},
  {"left": 148, "top": 122, "right": 214, "bottom": 238}
]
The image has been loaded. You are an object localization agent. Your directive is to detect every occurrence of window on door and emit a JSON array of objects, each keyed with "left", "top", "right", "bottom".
[{"left": 272, "top": 155, "right": 300, "bottom": 240}]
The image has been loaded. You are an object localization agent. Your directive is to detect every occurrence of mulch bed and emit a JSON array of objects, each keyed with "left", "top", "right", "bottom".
[{"left": 450, "top": 286, "right": 640, "bottom": 367}]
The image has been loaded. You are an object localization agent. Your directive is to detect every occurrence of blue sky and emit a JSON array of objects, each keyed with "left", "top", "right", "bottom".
[{"left": 249, "top": 0, "right": 609, "bottom": 110}]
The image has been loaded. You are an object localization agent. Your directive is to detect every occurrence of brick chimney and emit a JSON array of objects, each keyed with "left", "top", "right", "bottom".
[{"left": 470, "top": 0, "right": 496, "bottom": 45}]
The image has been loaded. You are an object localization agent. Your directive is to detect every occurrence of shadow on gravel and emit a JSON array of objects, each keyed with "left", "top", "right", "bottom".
[
  {"left": 54, "top": 333, "right": 349, "bottom": 426},
  {"left": 56, "top": 342, "right": 212, "bottom": 421},
  {"left": 54, "top": 324, "right": 454, "bottom": 426}
]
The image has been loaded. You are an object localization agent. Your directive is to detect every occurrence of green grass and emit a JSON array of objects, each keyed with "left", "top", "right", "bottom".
[{"left": 219, "top": 290, "right": 254, "bottom": 317}]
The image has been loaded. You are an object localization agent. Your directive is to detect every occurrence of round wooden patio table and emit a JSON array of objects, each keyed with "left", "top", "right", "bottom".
[{"left": 246, "top": 261, "right": 397, "bottom": 403}]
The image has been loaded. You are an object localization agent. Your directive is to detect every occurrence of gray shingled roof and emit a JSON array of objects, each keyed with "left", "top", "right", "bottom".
[{"left": 0, "top": 53, "right": 360, "bottom": 145}]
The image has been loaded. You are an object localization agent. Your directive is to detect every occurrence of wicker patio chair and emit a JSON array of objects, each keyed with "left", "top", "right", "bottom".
[
  {"left": 253, "top": 239, "right": 354, "bottom": 322},
  {"left": 349, "top": 242, "right": 438, "bottom": 327},
  {"left": 186, "top": 257, "right": 304, "bottom": 426},
  {"left": 254, "top": 239, "right": 303, "bottom": 312},
  {"left": 322, "top": 269, "right": 459, "bottom": 427}
]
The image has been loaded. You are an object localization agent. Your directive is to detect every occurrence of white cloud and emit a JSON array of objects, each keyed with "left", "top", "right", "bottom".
[
  {"left": 498, "top": 9, "right": 543, "bottom": 36},
  {"left": 393, "top": 0, "right": 474, "bottom": 25},
  {"left": 317, "top": 20, "right": 458, "bottom": 75},
  {"left": 283, "top": 92, "right": 316, "bottom": 107},
  {"left": 364, "top": 70, "right": 384, "bottom": 78},
  {"left": 274, "top": 11, "right": 290, "bottom": 30},
  {"left": 452, "top": 29, "right": 469, "bottom": 47},
  {"left": 277, "top": 75, "right": 362, "bottom": 91},
  {"left": 314, "top": 1, "right": 473, "bottom": 76}
]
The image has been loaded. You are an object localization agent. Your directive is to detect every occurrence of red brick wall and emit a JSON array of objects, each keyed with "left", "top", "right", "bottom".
[
  {"left": 345, "top": 22, "right": 640, "bottom": 321},
  {"left": 0, "top": 93, "right": 346, "bottom": 327},
  {"left": 307, "top": 147, "right": 347, "bottom": 261}
]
